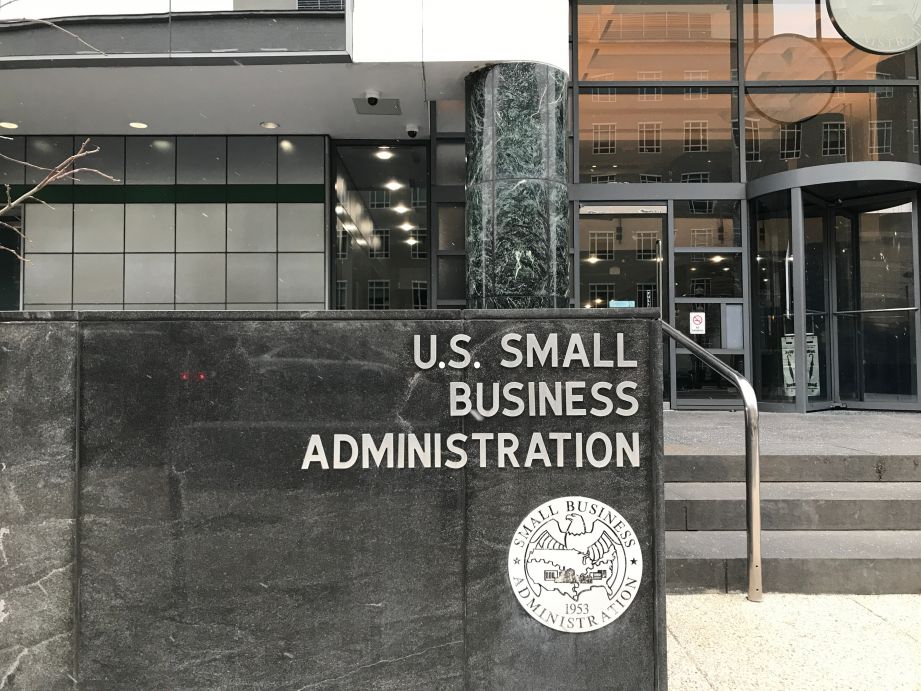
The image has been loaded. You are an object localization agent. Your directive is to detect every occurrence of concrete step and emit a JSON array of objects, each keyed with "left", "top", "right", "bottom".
[
  {"left": 665, "top": 482, "right": 921, "bottom": 531},
  {"left": 665, "top": 530, "right": 921, "bottom": 594},
  {"left": 666, "top": 454, "right": 921, "bottom": 482}
]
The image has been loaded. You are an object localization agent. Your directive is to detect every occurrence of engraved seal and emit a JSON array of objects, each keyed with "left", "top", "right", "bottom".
[{"left": 507, "top": 496, "right": 643, "bottom": 633}]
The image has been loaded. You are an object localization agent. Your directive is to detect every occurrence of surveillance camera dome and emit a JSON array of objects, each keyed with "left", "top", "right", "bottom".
[
  {"left": 365, "top": 89, "right": 381, "bottom": 107},
  {"left": 406, "top": 124, "right": 419, "bottom": 139}
]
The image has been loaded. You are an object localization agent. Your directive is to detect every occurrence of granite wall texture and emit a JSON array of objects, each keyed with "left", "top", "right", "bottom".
[
  {"left": 0, "top": 310, "right": 665, "bottom": 690},
  {"left": 466, "top": 63, "right": 570, "bottom": 309}
]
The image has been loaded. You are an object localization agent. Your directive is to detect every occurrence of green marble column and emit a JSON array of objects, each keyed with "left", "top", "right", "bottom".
[{"left": 465, "top": 62, "right": 570, "bottom": 309}]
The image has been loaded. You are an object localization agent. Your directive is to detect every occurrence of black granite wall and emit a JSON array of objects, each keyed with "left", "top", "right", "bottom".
[{"left": 0, "top": 310, "right": 665, "bottom": 690}]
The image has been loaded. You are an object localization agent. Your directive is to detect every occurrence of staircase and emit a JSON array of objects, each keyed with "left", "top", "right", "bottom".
[{"left": 664, "top": 452, "right": 921, "bottom": 594}]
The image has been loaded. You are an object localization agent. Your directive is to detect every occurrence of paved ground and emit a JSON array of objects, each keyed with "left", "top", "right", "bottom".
[
  {"left": 667, "top": 594, "right": 921, "bottom": 690},
  {"left": 664, "top": 410, "right": 921, "bottom": 456}
]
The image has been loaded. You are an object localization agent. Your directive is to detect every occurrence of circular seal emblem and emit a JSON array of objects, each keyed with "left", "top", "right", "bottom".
[
  {"left": 507, "top": 496, "right": 643, "bottom": 633},
  {"left": 827, "top": 0, "right": 921, "bottom": 54}
]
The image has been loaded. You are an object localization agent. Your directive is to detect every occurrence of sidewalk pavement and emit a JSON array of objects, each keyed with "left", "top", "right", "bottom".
[{"left": 667, "top": 594, "right": 921, "bottom": 690}]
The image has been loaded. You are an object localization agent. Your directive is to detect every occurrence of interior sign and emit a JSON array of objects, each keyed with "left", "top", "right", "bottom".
[
  {"left": 689, "top": 312, "right": 706, "bottom": 335},
  {"left": 300, "top": 332, "right": 645, "bottom": 471}
]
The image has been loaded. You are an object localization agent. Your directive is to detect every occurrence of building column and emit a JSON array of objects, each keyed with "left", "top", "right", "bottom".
[{"left": 465, "top": 62, "right": 570, "bottom": 309}]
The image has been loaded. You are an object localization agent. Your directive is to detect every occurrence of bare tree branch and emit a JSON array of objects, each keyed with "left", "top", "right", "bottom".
[{"left": 0, "top": 138, "right": 116, "bottom": 259}]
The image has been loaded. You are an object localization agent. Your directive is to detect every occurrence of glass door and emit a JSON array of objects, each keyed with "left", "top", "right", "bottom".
[
  {"left": 832, "top": 195, "right": 920, "bottom": 407},
  {"left": 578, "top": 204, "right": 667, "bottom": 312},
  {"left": 803, "top": 194, "right": 833, "bottom": 409}
]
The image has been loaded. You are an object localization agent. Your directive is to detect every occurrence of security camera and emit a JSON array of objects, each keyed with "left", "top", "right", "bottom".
[
  {"left": 406, "top": 124, "right": 419, "bottom": 139},
  {"left": 365, "top": 90, "right": 381, "bottom": 107}
]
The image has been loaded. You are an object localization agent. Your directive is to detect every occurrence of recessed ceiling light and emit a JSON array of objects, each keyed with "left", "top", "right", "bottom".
[
  {"left": 279, "top": 139, "right": 295, "bottom": 152},
  {"left": 406, "top": 238, "right": 418, "bottom": 245},
  {"left": 0, "top": 122, "right": 19, "bottom": 129},
  {"left": 392, "top": 204, "right": 410, "bottom": 214},
  {"left": 375, "top": 149, "right": 395, "bottom": 160},
  {"left": 260, "top": 121, "right": 280, "bottom": 129},
  {"left": 384, "top": 180, "right": 404, "bottom": 191},
  {"left": 129, "top": 121, "right": 148, "bottom": 129},
  {"left": 585, "top": 256, "right": 600, "bottom": 264},
  {"left": 399, "top": 222, "right": 415, "bottom": 231}
]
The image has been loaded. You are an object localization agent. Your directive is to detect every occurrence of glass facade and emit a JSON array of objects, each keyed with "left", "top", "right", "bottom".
[
  {"left": 331, "top": 143, "right": 430, "bottom": 310},
  {"left": 3, "top": 135, "right": 326, "bottom": 310}
]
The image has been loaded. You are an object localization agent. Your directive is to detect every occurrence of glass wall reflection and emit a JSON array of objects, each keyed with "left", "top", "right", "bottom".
[
  {"left": 746, "top": 87, "right": 920, "bottom": 179},
  {"left": 577, "top": 1, "right": 738, "bottom": 81},
  {"left": 333, "top": 144, "right": 430, "bottom": 310},
  {"left": 578, "top": 89, "right": 740, "bottom": 183},
  {"left": 743, "top": 0, "right": 918, "bottom": 80}
]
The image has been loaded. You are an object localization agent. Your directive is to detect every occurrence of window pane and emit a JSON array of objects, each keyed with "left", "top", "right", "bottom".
[
  {"left": 23, "top": 254, "right": 72, "bottom": 305},
  {"left": 436, "top": 100, "right": 466, "bottom": 132},
  {"left": 176, "top": 204, "right": 226, "bottom": 252},
  {"left": 227, "top": 204, "right": 277, "bottom": 252},
  {"left": 675, "top": 303, "right": 722, "bottom": 347},
  {"left": 0, "top": 136, "right": 25, "bottom": 184},
  {"left": 438, "top": 256, "right": 465, "bottom": 301},
  {"left": 126, "top": 137, "right": 175, "bottom": 184},
  {"left": 677, "top": 353, "right": 744, "bottom": 402},
  {"left": 278, "top": 136, "right": 324, "bottom": 184},
  {"left": 76, "top": 136, "right": 123, "bottom": 185},
  {"left": 675, "top": 253, "right": 743, "bottom": 297},
  {"left": 333, "top": 144, "right": 429, "bottom": 310},
  {"left": 228, "top": 137, "right": 276, "bottom": 184},
  {"left": 578, "top": 1, "right": 737, "bottom": 81},
  {"left": 177, "top": 137, "right": 225, "bottom": 184},
  {"left": 74, "top": 205, "right": 124, "bottom": 252},
  {"left": 124, "top": 254, "right": 174, "bottom": 304},
  {"left": 278, "top": 253, "right": 325, "bottom": 303},
  {"left": 227, "top": 253, "right": 276, "bottom": 303},
  {"left": 746, "top": 87, "right": 920, "bottom": 179},
  {"left": 743, "top": 0, "right": 917, "bottom": 80},
  {"left": 436, "top": 143, "right": 465, "bottom": 185},
  {"left": 25, "top": 203, "right": 73, "bottom": 253},
  {"left": 125, "top": 204, "right": 175, "bottom": 252},
  {"left": 579, "top": 89, "right": 739, "bottom": 183},
  {"left": 438, "top": 204, "right": 465, "bottom": 251},
  {"left": 278, "top": 203, "right": 325, "bottom": 252},
  {"left": 674, "top": 200, "right": 742, "bottom": 247},
  {"left": 73, "top": 254, "right": 123, "bottom": 304},
  {"left": 176, "top": 253, "right": 225, "bottom": 303},
  {"left": 579, "top": 205, "right": 666, "bottom": 308},
  {"left": 751, "top": 191, "right": 795, "bottom": 403},
  {"left": 26, "top": 137, "right": 73, "bottom": 185}
]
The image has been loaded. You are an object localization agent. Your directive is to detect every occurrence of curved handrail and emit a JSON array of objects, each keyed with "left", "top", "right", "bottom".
[{"left": 661, "top": 320, "right": 763, "bottom": 602}]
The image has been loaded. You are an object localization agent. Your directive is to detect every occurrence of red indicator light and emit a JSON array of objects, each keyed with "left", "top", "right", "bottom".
[
  {"left": 179, "top": 371, "right": 190, "bottom": 382},
  {"left": 197, "top": 372, "right": 207, "bottom": 382}
]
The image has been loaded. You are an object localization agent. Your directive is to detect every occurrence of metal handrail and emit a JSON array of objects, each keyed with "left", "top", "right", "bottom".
[{"left": 661, "top": 320, "right": 763, "bottom": 602}]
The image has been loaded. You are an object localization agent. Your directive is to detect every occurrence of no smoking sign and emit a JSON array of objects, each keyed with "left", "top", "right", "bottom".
[{"left": 689, "top": 312, "right": 706, "bottom": 334}]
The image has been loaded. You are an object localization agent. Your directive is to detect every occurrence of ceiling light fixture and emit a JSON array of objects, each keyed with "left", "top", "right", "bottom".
[
  {"left": 710, "top": 255, "right": 725, "bottom": 263},
  {"left": 406, "top": 238, "right": 418, "bottom": 246},
  {"left": 279, "top": 139, "right": 295, "bottom": 152},
  {"left": 585, "top": 256, "right": 600, "bottom": 264},
  {"left": 260, "top": 121, "right": 280, "bottom": 129},
  {"left": 129, "top": 121, "right": 148, "bottom": 129},
  {"left": 0, "top": 122, "right": 19, "bottom": 129},
  {"left": 384, "top": 180, "right": 404, "bottom": 191},
  {"left": 375, "top": 148, "right": 395, "bottom": 160},
  {"left": 392, "top": 204, "right": 410, "bottom": 214},
  {"left": 399, "top": 222, "right": 415, "bottom": 231}
]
